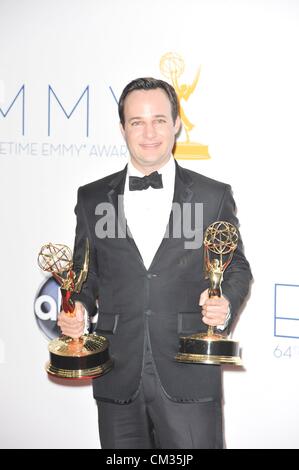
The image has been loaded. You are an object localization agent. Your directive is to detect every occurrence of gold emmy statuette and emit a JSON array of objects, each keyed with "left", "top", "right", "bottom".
[
  {"left": 38, "top": 240, "right": 113, "bottom": 379},
  {"left": 176, "top": 221, "right": 242, "bottom": 365},
  {"left": 159, "top": 52, "right": 210, "bottom": 160}
]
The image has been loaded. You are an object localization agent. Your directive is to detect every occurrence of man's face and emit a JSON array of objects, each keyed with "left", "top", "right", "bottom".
[{"left": 120, "top": 88, "right": 181, "bottom": 173}]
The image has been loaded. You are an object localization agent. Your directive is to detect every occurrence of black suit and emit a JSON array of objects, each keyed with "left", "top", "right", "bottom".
[{"left": 73, "top": 161, "right": 252, "bottom": 404}]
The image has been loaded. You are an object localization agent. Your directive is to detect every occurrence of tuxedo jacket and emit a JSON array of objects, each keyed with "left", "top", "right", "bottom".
[{"left": 72, "top": 161, "right": 252, "bottom": 403}]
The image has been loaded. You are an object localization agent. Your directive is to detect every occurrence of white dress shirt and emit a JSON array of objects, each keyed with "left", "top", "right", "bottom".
[{"left": 124, "top": 157, "right": 175, "bottom": 270}]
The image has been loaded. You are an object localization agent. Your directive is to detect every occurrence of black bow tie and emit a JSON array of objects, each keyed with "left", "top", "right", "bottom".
[{"left": 129, "top": 171, "right": 163, "bottom": 191}]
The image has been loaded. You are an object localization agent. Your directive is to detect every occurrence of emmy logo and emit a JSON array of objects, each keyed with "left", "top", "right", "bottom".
[
  {"left": 38, "top": 241, "right": 113, "bottom": 379},
  {"left": 176, "top": 221, "right": 242, "bottom": 366},
  {"left": 159, "top": 52, "right": 210, "bottom": 160}
]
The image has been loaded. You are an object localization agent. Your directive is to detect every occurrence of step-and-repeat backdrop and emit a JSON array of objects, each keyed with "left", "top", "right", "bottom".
[{"left": 1, "top": 0, "right": 299, "bottom": 448}]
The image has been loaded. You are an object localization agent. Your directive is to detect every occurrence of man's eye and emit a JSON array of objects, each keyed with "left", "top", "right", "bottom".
[
  {"left": 156, "top": 119, "right": 166, "bottom": 124},
  {"left": 131, "top": 121, "right": 142, "bottom": 126}
]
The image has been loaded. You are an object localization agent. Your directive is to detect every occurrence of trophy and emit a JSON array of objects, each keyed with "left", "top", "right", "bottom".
[
  {"left": 175, "top": 221, "right": 242, "bottom": 365},
  {"left": 38, "top": 240, "right": 113, "bottom": 379},
  {"left": 159, "top": 52, "right": 210, "bottom": 160}
]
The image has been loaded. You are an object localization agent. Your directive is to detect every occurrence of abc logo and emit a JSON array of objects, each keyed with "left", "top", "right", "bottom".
[{"left": 34, "top": 277, "right": 61, "bottom": 340}]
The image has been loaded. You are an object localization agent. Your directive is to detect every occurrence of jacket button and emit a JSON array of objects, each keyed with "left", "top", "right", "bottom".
[
  {"left": 147, "top": 273, "right": 157, "bottom": 279},
  {"left": 145, "top": 309, "right": 152, "bottom": 316}
]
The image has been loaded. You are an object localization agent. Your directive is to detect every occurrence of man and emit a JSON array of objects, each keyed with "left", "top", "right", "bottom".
[{"left": 58, "top": 77, "right": 252, "bottom": 449}]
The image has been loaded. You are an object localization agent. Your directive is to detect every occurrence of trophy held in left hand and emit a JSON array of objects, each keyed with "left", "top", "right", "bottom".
[
  {"left": 175, "top": 221, "right": 242, "bottom": 366},
  {"left": 38, "top": 240, "right": 113, "bottom": 379}
]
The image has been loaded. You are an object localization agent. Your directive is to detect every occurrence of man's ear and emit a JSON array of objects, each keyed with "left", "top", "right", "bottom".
[
  {"left": 174, "top": 116, "right": 181, "bottom": 135},
  {"left": 119, "top": 121, "right": 125, "bottom": 138}
]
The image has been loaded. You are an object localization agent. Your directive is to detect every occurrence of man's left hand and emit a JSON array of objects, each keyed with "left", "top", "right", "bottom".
[{"left": 199, "top": 288, "right": 229, "bottom": 327}]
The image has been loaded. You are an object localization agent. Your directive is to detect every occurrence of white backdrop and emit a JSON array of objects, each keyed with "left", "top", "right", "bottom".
[{"left": 1, "top": 0, "right": 299, "bottom": 449}]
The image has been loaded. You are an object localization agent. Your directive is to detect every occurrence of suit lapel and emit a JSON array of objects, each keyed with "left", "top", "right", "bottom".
[
  {"left": 107, "top": 165, "right": 145, "bottom": 266},
  {"left": 172, "top": 161, "right": 194, "bottom": 203},
  {"left": 107, "top": 165, "right": 126, "bottom": 209}
]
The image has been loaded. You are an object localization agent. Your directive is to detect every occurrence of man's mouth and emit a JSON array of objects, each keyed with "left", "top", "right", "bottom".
[{"left": 140, "top": 142, "right": 161, "bottom": 149}]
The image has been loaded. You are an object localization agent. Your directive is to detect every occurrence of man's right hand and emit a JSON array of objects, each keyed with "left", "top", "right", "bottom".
[{"left": 57, "top": 301, "right": 85, "bottom": 339}]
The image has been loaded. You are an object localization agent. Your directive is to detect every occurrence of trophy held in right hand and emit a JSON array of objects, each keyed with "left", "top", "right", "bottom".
[
  {"left": 175, "top": 221, "right": 242, "bottom": 366},
  {"left": 38, "top": 240, "right": 113, "bottom": 379}
]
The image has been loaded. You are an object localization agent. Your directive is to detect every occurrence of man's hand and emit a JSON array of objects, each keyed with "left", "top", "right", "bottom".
[
  {"left": 57, "top": 301, "right": 85, "bottom": 339},
  {"left": 199, "top": 288, "right": 229, "bottom": 327}
]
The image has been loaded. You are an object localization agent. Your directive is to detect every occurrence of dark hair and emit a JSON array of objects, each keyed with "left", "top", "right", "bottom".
[{"left": 118, "top": 77, "right": 179, "bottom": 126}]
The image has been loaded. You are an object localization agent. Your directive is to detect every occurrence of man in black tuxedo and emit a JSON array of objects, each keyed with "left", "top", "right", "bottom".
[{"left": 58, "top": 77, "right": 252, "bottom": 449}]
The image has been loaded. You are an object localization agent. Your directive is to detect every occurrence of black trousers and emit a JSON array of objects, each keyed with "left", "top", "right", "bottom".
[{"left": 97, "top": 347, "right": 223, "bottom": 449}]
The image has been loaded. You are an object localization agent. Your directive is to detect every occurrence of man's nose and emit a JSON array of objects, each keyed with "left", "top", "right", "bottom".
[{"left": 143, "top": 122, "right": 156, "bottom": 139}]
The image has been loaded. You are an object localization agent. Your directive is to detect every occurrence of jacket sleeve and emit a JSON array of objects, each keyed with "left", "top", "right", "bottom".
[
  {"left": 216, "top": 185, "right": 253, "bottom": 333},
  {"left": 71, "top": 187, "right": 99, "bottom": 316}
]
